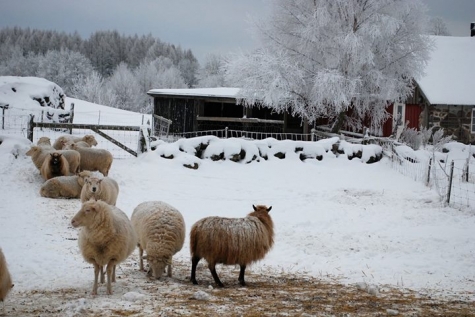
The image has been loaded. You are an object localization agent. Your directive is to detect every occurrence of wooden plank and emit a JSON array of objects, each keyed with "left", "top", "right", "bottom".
[
  {"left": 90, "top": 128, "right": 138, "bottom": 157},
  {"left": 196, "top": 116, "right": 284, "bottom": 124}
]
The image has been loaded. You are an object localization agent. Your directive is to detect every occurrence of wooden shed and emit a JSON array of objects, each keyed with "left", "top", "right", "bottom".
[{"left": 147, "top": 88, "right": 306, "bottom": 137}]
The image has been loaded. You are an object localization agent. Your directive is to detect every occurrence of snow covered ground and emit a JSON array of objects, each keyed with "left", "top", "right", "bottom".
[{"left": 0, "top": 97, "right": 474, "bottom": 315}]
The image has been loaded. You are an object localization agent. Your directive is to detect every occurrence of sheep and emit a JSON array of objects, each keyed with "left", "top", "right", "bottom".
[
  {"left": 0, "top": 247, "right": 13, "bottom": 313},
  {"left": 80, "top": 176, "right": 119, "bottom": 206},
  {"left": 37, "top": 136, "right": 53, "bottom": 148},
  {"left": 40, "top": 152, "right": 70, "bottom": 180},
  {"left": 26, "top": 146, "right": 80, "bottom": 175},
  {"left": 131, "top": 201, "right": 185, "bottom": 279},
  {"left": 190, "top": 204, "right": 274, "bottom": 287},
  {"left": 40, "top": 171, "right": 92, "bottom": 199},
  {"left": 53, "top": 134, "right": 98, "bottom": 150},
  {"left": 69, "top": 143, "right": 113, "bottom": 176},
  {"left": 71, "top": 200, "right": 137, "bottom": 295}
]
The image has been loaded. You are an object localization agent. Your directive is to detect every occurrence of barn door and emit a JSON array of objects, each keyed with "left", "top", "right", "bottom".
[{"left": 393, "top": 102, "right": 406, "bottom": 140}]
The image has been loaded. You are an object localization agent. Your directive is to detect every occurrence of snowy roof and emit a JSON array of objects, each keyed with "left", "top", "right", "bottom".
[
  {"left": 417, "top": 36, "right": 475, "bottom": 106},
  {"left": 148, "top": 87, "right": 240, "bottom": 99}
]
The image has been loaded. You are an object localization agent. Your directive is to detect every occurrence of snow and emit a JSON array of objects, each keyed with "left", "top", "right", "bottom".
[
  {"left": 0, "top": 97, "right": 474, "bottom": 310},
  {"left": 0, "top": 76, "right": 67, "bottom": 116},
  {"left": 148, "top": 87, "right": 240, "bottom": 99},
  {"left": 417, "top": 36, "right": 475, "bottom": 105}
]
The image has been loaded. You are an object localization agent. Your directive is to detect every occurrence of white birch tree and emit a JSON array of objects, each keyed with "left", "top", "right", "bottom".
[{"left": 225, "top": 0, "right": 433, "bottom": 133}]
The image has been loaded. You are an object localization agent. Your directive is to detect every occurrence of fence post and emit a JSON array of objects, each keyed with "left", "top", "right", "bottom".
[
  {"left": 225, "top": 127, "right": 228, "bottom": 138},
  {"left": 27, "top": 114, "right": 35, "bottom": 142},
  {"left": 69, "top": 103, "right": 75, "bottom": 134},
  {"left": 446, "top": 160, "right": 455, "bottom": 205},
  {"left": 426, "top": 157, "right": 432, "bottom": 186},
  {"left": 40, "top": 110, "right": 44, "bottom": 131},
  {"left": 311, "top": 128, "right": 316, "bottom": 142},
  {"left": 0, "top": 103, "right": 8, "bottom": 129}
]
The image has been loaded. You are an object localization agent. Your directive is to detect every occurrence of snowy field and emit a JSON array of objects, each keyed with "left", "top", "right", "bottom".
[{"left": 0, "top": 98, "right": 474, "bottom": 315}]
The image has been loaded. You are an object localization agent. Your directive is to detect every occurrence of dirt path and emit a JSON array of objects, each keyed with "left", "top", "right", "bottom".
[{"left": 4, "top": 259, "right": 474, "bottom": 317}]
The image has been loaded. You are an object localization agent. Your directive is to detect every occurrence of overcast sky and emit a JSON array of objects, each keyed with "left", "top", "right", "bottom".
[{"left": 0, "top": 0, "right": 473, "bottom": 64}]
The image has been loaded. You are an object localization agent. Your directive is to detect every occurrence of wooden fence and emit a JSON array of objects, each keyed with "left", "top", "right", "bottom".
[{"left": 27, "top": 114, "right": 148, "bottom": 157}]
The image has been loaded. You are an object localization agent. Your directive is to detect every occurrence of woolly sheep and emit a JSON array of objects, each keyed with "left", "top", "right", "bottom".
[
  {"left": 80, "top": 176, "right": 119, "bottom": 206},
  {"left": 0, "top": 247, "right": 13, "bottom": 313},
  {"left": 53, "top": 134, "right": 98, "bottom": 150},
  {"left": 69, "top": 143, "right": 113, "bottom": 176},
  {"left": 71, "top": 200, "right": 137, "bottom": 295},
  {"left": 40, "top": 171, "right": 92, "bottom": 199},
  {"left": 26, "top": 146, "right": 80, "bottom": 175},
  {"left": 131, "top": 201, "right": 185, "bottom": 279},
  {"left": 40, "top": 152, "right": 70, "bottom": 180},
  {"left": 190, "top": 204, "right": 274, "bottom": 287}
]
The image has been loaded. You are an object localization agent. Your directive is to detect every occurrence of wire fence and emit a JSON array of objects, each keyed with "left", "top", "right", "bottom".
[
  {"left": 157, "top": 127, "right": 328, "bottom": 142},
  {"left": 381, "top": 139, "right": 475, "bottom": 212}
]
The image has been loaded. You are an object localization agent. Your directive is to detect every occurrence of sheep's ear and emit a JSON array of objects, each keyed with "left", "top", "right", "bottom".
[
  {"left": 267, "top": 206, "right": 272, "bottom": 213},
  {"left": 253, "top": 204, "right": 257, "bottom": 211},
  {"left": 11, "top": 284, "right": 14, "bottom": 289}
]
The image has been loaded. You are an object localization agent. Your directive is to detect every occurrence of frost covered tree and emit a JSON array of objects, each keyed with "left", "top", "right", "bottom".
[
  {"left": 197, "top": 53, "right": 228, "bottom": 88},
  {"left": 70, "top": 71, "right": 106, "bottom": 105},
  {"left": 225, "top": 0, "right": 433, "bottom": 133},
  {"left": 105, "top": 62, "right": 142, "bottom": 111},
  {"left": 36, "top": 48, "right": 94, "bottom": 95},
  {"left": 428, "top": 17, "right": 451, "bottom": 36}
]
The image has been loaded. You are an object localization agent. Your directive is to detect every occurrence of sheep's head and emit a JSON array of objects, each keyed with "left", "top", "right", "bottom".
[
  {"left": 38, "top": 137, "right": 51, "bottom": 146},
  {"left": 62, "top": 140, "right": 74, "bottom": 150},
  {"left": 50, "top": 152, "right": 62, "bottom": 165},
  {"left": 85, "top": 177, "right": 102, "bottom": 194},
  {"left": 252, "top": 204, "right": 272, "bottom": 214},
  {"left": 77, "top": 171, "right": 92, "bottom": 186},
  {"left": 71, "top": 200, "right": 104, "bottom": 228},
  {"left": 25, "top": 146, "right": 39, "bottom": 157},
  {"left": 85, "top": 135, "right": 98, "bottom": 146},
  {"left": 144, "top": 248, "right": 171, "bottom": 279}
]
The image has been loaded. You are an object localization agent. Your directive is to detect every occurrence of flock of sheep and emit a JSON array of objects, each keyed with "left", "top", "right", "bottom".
[{"left": 0, "top": 133, "right": 275, "bottom": 309}]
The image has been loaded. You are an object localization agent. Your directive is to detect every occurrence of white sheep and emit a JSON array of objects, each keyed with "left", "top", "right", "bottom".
[
  {"left": 131, "top": 201, "right": 186, "bottom": 279},
  {"left": 26, "top": 146, "right": 80, "bottom": 175},
  {"left": 80, "top": 176, "right": 119, "bottom": 206},
  {"left": 71, "top": 200, "right": 137, "bottom": 295},
  {"left": 0, "top": 247, "right": 13, "bottom": 313},
  {"left": 53, "top": 134, "right": 98, "bottom": 150},
  {"left": 69, "top": 143, "right": 113, "bottom": 176},
  {"left": 40, "top": 171, "right": 92, "bottom": 199}
]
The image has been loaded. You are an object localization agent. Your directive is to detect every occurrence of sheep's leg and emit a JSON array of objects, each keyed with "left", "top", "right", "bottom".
[
  {"left": 139, "top": 246, "right": 144, "bottom": 271},
  {"left": 100, "top": 266, "right": 105, "bottom": 283},
  {"left": 167, "top": 263, "right": 172, "bottom": 277},
  {"left": 238, "top": 264, "right": 247, "bottom": 286},
  {"left": 92, "top": 263, "right": 100, "bottom": 295},
  {"left": 190, "top": 255, "right": 201, "bottom": 284},
  {"left": 208, "top": 262, "right": 224, "bottom": 287},
  {"left": 112, "top": 265, "right": 116, "bottom": 282},
  {"left": 106, "top": 262, "right": 116, "bottom": 295}
]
